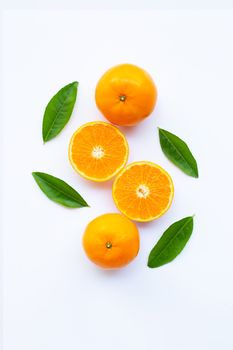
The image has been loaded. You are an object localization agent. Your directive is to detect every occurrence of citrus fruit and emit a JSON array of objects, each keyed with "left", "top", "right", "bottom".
[
  {"left": 68, "top": 121, "right": 129, "bottom": 182},
  {"left": 112, "top": 161, "right": 174, "bottom": 222},
  {"left": 83, "top": 213, "right": 140, "bottom": 269},
  {"left": 95, "top": 63, "right": 157, "bottom": 126}
]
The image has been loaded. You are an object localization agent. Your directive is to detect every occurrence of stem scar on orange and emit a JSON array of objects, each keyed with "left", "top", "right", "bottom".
[
  {"left": 83, "top": 213, "right": 140, "bottom": 269},
  {"left": 95, "top": 63, "right": 158, "bottom": 126},
  {"left": 112, "top": 162, "right": 174, "bottom": 222},
  {"left": 68, "top": 121, "right": 129, "bottom": 182}
]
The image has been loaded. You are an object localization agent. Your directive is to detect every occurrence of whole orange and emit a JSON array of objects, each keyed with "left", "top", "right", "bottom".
[
  {"left": 83, "top": 213, "right": 140, "bottom": 269},
  {"left": 95, "top": 63, "right": 157, "bottom": 126}
]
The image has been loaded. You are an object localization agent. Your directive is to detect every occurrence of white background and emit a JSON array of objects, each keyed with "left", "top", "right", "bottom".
[{"left": 2, "top": 9, "right": 233, "bottom": 350}]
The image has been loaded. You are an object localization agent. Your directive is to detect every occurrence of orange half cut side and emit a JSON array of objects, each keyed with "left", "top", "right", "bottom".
[
  {"left": 112, "top": 161, "right": 174, "bottom": 222},
  {"left": 69, "top": 121, "right": 129, "bottom": 182}
]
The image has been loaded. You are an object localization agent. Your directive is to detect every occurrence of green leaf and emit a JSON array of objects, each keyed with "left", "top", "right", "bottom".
[
  {"left": 42, "top": 81, "right": 78, "bottom": 142},
  {"left": 158, "top": 128, "right": 198, "bottom": 178},
  {"left": 148, "top": 216, "right": 194, "bottom": 268},
  {"left": 32, "top": 172, "right": 89, "bottom": 208}
]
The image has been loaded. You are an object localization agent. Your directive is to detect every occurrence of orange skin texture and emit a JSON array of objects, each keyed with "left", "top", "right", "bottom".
[
  {"left": 95, "top": 63, "right": 157, "bottom": 126},
  {"left": 83, "top": 213, "right": 140, "bottom": 269}
]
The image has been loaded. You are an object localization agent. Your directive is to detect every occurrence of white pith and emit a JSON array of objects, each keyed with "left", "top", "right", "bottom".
[
  {"left": 92, "top": 145, "right": 105, "bottom": 159},
  {"left": 136, "top": 184, "right": 150, "bottom": 198}
]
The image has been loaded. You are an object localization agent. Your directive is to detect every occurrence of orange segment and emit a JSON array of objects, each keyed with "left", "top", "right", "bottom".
[
  {"left": 112, "top": 161, "right": 174, "bottom": 222},
  {"left": 69, "top": 121, "right": 129, "bottom": 182}
]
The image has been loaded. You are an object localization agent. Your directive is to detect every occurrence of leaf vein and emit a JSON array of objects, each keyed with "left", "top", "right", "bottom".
[
  {"left": 149, "top": 217, "right": 192, "bottom": 265},
  {"left": 35, "top": 175, "right": 85, "bottom": 204},
  {"left": 160, "top": 129, "right": 196, "bottom": 173},
  {"left": 44, "top": 86, "right": 74, "bottom": 141}
]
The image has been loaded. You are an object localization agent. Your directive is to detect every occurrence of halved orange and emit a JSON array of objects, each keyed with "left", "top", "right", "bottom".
[
  {"left": 69, "top": 121, "right": 129, "bottom": 182},
  {"left": 112, "top": 161, "right": 174, "bottom": 222}
]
